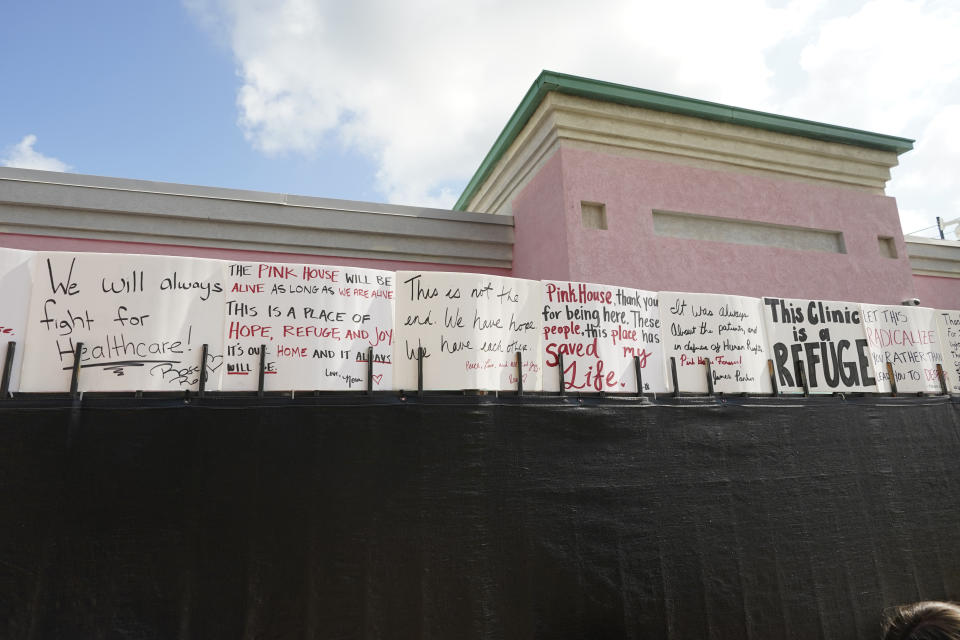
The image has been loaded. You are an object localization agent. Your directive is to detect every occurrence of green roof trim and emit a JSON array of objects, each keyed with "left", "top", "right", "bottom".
[{"left": 454, "top": 70, "right": 915, "bottom": 211}]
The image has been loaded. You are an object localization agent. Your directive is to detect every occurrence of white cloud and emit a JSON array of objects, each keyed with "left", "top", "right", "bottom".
[
  {"left": 186, "top": 0, "right": 959, "bottom": 233},
  {"left": 784, "top": 0, "right": 960, "bottom": 237},
  {"left": 892, "top": 106, "right": 960, "bottom": 238},
  {"left": 793, "top": 0, "right": 960, "bottom": 131},
  {"left": 186, "top": 0, "right": 823, "bottom": 207},
  {"left": 1, "top": 135, "right": 72, "bottom": 173}
]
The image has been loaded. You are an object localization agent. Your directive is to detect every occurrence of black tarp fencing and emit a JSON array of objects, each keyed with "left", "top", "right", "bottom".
[{"left": 1, "top": 396, "right": 959, "bottom": 639}]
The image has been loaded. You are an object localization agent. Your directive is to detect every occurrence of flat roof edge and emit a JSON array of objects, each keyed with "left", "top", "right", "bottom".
[
  {"left": 454, "top": 70, "right": 915, "bottom": 211},
  {"left": 0, "top": 167, "right": 510, "bottom": 226}
]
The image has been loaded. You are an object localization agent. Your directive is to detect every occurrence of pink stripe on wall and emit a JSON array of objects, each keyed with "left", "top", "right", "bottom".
[
  {"left": 0, "top": 233, "right": 512, "bottom": 277},
  {"left": 913, "top": 275, "right": 960, "bottom": 311}
]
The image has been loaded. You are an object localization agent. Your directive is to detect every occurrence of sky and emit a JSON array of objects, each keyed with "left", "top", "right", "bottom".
[{"left": 1, "top": 0, "right": 958, "bottom": 238}]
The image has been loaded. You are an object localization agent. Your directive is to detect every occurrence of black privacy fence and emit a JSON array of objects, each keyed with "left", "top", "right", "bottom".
[{"left": 2, "top": 399, "right": 959, "bottom": 639}]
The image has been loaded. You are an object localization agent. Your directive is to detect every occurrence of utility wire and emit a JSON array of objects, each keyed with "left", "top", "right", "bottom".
[{"left": 905, "top": 223, "right": 940, "bottom": 235}]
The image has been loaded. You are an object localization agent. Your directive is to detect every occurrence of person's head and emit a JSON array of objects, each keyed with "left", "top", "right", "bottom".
[{"left": 883, "top": 601, "right": 960, "bottom": 640}]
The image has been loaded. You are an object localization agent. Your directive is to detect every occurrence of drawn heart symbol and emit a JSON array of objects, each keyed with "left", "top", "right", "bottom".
[
  {"left": 205, "top": 353, "right": 224, "bottom": 372},
  {"left": 372, "top": 374, "right": 383, "bottom": 385}
]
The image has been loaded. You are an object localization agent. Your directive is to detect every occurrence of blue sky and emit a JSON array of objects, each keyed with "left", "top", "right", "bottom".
[
  {"left": 2, "top": 0, "right": 959, "bottom": 237},
  {"left": 0, "top": 0, "right": 379, "bottom": 201}
]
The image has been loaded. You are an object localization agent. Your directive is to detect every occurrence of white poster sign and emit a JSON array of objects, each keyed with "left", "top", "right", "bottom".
[
  {"left": 19, "top": 252, "right": 226, "bottom": 392},
  {"left": 659, "top": 292, "right": 771, "bottom": 394},
  {"left": 936, "top": 310, "right": 960, "bottom": 393},
  {"left": 762, "top": 297, "right": 877, "bottom": 393},
  {"left": 861, "top": 304, "right": 943, "bottom": 393},
  {"left": 0, "top": 248, "right": 35, "bottom": 392},
  {"left": 541, "top": 281, "right": 666, "bottom": 392},
  {"left": 221, "top": 261, "right": 394, "bottom": 390},
  {"left": 393, "top": 271, "right": 542, "bottom": 391}
]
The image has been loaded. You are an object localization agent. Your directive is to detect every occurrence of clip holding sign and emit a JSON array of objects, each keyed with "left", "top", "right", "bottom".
[
  {"left": 366, "top": 346, "right": 374, "bottom": 395},
  {"left": 793, "top": 358, "right": 810, "bottom": 397},
  {"left": 937, "top": 363, "right": 948, "bottom": 396},
  {"left": 886, "top": 361, "right": 897, "bottom": 396},
  {"left": 670, "top": 357, "right": 679, "bottom": 398},
  {"left": 766, "top": 359, "right": 779, "bottom": 396},
  {"left": 198, "top": 344, "right": 208, "bottom": 399},
  {"left": 515, "top": 352, "right": 524, "bottom": 396},
  {"left": 634, "top": 355, "right": 643, "bottom": 397},
  {"left": 705, "top": 360, "right": 715, "bottom": 396},
  {"left": 0, "top": 341, "right": 15, "bottom": 398},
  {"left": 257, "top": 344, "right": 266, "bottom": 399},
  {"left": 69, "top": 342, "right": 83, "bottom": 398},
  {"left": 557, "top": 352, "right": 566, "bottom": 396},
  {"left": 417, "top": 347, "right": 424, "bottom": 398}
]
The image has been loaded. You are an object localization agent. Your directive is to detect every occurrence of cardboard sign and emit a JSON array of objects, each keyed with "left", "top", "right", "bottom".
[
  {"left": 660, "top": 292, "right": 771, "bottom": 393},
  {"left": 0, "top": 248, "right": 35, "bottom": 392},
  {"left": 762, "top": 297, "right": 877, "bottom": 393},
  {"left": 861, "top": 304, "right": 944, "bottom": 393},
  {"left": 936, "top": 310, "right": 960, "bottom": 393},
  {"left": 393, "top": 271, "right": 542, "bottom": 390},
  {"left": 19, "top": 252, "right": 226, "bottom": 392},
  {"left": 221, "top": 261, "right": 394, "bottom": 390},
  {"left": 541, "top": 281, "right": 666, "bottom": 392}
]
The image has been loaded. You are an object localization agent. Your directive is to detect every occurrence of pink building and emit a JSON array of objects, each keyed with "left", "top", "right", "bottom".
[
  {"left": 3, "top": 71, "right": 956, "bottom": 307},
  {"left": 457, "top": 71, "right": 923, "bottom": 305}
]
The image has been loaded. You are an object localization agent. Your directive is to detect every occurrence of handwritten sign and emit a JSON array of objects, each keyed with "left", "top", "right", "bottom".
[
  {"left": 762, "top": 297, "right": 876, "bottom": 393},
  {"left": 19, "top": 252, "right": 226, "bottom": 392},
  {"left": 540, "top": 281, "right": 666, "bottom": 392},
  {"left": 936, "top": 310, "right": 960, "bottom": 393},
  {"left": 659, "top": 292, "right": 771, "bottom": 393},
  {"left": 0, "top": 248, "right": 34, "bottom": 391},
  {"left": 861, "top": 304, "right": 943, "bottom": 393},
  {"left": 393, "top": 271, "right": 542, "bottom": 390},
  {"left": 221, "top": 261, "right": 394, "bottom": 390}
]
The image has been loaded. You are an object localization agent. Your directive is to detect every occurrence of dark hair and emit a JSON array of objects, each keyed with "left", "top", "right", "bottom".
[{"left": 883, "top": 602, "right": 960, "bottom": 640}]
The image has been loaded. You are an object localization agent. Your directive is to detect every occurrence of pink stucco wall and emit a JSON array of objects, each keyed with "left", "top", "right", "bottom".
[
  {"left": 0, "top": 233, "right": 512, "bottom": 277},
  {"left": 512, "top": 146, "right": 917, "bottom": 305},
  {"left": 913, "top": 275, "right": 960, "bottom": 311},
  {"left": 509, "top": 152, "right": 571, "bottom": 282}
]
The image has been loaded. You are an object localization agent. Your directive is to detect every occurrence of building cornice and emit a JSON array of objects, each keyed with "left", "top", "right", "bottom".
[
  {"left": 457, "top": 70, "right": 914, "bottom": 211},
  {"left": 465, "top": 92, "right": 907, "bottom": 214}
]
